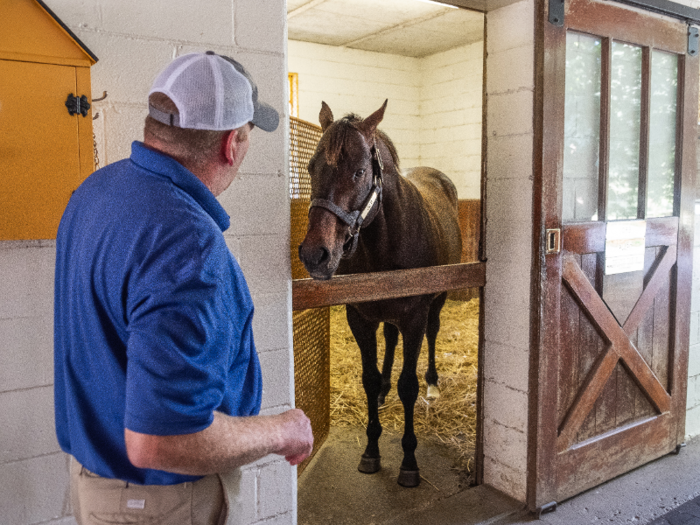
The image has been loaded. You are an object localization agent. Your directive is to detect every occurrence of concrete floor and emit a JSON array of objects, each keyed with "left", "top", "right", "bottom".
[
  {"left": 297, "top": 426, "right": 515, "bottom": 525},
  {"left": 299, "top": 428, "right": 700, "bottom": 525}
]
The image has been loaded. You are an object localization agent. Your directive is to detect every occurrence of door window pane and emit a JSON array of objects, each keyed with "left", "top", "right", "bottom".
[
  {"left": 607, "top": 42, "right": 642, "bottom": 220},
  {"left": 563, "top": 32, "right": 602, "bottom": 222},
  {"left": 647, "top": 50, "right": 678, "bottom": 218}
]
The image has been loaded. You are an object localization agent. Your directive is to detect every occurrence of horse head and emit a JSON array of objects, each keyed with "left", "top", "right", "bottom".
[{"left": 298, "top": 100, "right": 388, "bottom": 280}]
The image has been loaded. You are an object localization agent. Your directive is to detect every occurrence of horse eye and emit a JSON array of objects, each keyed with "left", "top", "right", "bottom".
[{"left": 353, "top": 169, "right": 365, "bottom": 180}]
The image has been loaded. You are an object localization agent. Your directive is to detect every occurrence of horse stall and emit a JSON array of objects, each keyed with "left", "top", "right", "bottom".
[{"left": 287, "top": 2, "right": 485, "bottom": 522}]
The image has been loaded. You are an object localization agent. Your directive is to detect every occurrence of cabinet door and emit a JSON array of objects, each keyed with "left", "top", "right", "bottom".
[{"left": 0, "top": 59, "right": 91, "bottom": 240}]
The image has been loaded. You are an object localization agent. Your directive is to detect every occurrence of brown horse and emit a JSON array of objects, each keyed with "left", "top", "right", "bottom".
[{"left": 298, "top": 100, "right": 462, "bottom": 487}]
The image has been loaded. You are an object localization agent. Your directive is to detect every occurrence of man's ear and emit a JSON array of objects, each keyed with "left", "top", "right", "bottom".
[{"left": 222, "top": 129, "right": 238, "bottom": 166}]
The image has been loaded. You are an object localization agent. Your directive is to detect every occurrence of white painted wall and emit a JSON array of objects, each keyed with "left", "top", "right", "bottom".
[
  {"left": 288, "top": 40, "right": 422, "bottom": 168},
  {"left": 684, "top": 200, "right": 700, "bottom": 437},
  {"left": 0, "top": 0, "right": 294, "bottom": 523},
  {"left": 420, "top": 42, "right": 483, "bottom": 199},
  {"left": 482, "top": 0, "right": 535, "bottom": 502},
  {"left": 287, "top": 39, "right": 483, "bottom": 198}
]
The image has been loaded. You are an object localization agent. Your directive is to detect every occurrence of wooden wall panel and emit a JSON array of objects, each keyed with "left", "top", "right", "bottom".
[{"left": 452, "top": 199, "right": 481, "bottom": 301}]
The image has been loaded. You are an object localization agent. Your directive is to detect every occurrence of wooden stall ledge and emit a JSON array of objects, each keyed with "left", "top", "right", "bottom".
[{"left": 292, "top": 262, "right": 486, "bottom": 311}]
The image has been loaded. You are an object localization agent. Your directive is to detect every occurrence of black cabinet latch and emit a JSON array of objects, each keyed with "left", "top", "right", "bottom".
[{"left": 65, "top": 94, "right": 91, "bottom": 117}]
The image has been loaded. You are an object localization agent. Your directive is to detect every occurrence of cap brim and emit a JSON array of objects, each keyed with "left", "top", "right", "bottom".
[{"left": 252, "top": 101, "right": 279, "bottom": 132}]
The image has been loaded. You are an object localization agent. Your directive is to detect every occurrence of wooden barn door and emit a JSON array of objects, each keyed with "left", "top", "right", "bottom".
[{"left": 534, "top": 0, "right": 697, "bottom": 509}]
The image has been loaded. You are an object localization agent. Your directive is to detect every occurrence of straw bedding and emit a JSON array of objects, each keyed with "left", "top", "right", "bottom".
[{"left": 329, "top": 298, "right": 479, "bottom": 473}]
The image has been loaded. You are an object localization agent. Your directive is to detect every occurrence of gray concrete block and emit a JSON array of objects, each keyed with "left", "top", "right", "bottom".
[
  {"left": 99, "top": 0, "right": 233, "bottom": 46},
  {"left": 487, "top": 44, "right": 535, "bottom": 95},
  {"left": 251, "top": 292, "right": 291, "bottom": 353},
  {"left": 0, "top": 315, "right": 53, "bottom": 393},
  {"left": 103, "top": 105, "right": 148, "bottom": 166},
  {"left": 486, "top": 0, "right": 534, "bottom": 56},
  {"left": 483, "top": 340, "right": 529, "bottom": 393},
  {"left": 482, "top": 454, "right": 527, "bottom": 503},
  {"left": 258, "top": 460, "right": 294, "bottom": 520},
  {"left": 483, "top": 422, "right": 528, "bottom": 475},
  {"left": 0, "top": 386, "right": 60, "bottom": 463},
  {"left": 234, "top": 0, "right": 285, "bottom": 53},
  {"left": 486, "top": 134, "right": 534, "bottom": 181},
  {"left": 259, "top": 349, "right": 293, "bottom": 410},
  {"left": 0, "top": 246, "right": 54, "bottom": 320},
  {"left": 482, "top": 379, "right": 528, "bottom": 433},
  {"left": 237, "top": 234, "right": 290, "bottom": 296},
  {"left": 0, "top": 453, "right": 70, "bottom": 525},
  {"left": 218, "top": 174, "right": 288, "bottom": 237},
  {"left": 487, "top": 90, "right": 534, "bottom": 138},
  {"left": 73, "top": 31, "right": 174, "bottom": 105},
  {"left": 483, "top": 264, "right": 532, "bottom": 349}
]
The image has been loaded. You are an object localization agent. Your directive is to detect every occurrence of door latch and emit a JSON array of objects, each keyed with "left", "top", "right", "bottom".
[
  {"left": 546, "top": 228, "right": 561, "bottom": 254},
  {"left": 65, "top": 94, "right": 91, "bottom": 117}
]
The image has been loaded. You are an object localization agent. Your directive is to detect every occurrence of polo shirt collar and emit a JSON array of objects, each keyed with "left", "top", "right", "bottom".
[{"left": 129, "top": 141, "right": 231, "bottom": 232}]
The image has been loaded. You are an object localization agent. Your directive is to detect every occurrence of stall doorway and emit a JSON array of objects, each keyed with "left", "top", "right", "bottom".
[{"left": 287, "top": 0, "right": 487, "bottom": 522}]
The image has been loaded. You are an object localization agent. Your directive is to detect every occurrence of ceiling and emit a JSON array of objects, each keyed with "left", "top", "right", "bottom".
[{"left": 287, "top": 0, "right": 485, "bottom": 58}]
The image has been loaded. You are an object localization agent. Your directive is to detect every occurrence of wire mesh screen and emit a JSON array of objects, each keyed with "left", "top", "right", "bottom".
[
  {"left": 290, "top": 116, "right": 322, "bottom": 280},
  {"left": 290, "top": 116, "right": 330, "bottom": 475},
  {"left": 293, "top": 308, "right": 330, "bottom": 474}
]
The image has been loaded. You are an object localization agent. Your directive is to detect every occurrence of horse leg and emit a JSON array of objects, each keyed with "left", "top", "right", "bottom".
[
  {"left": 396, "top": 310, "right": 429, "bottom": 487},
  {"left": 346, "top": 305, "right": 383, "bottom": 474},
  {"left": 425, "top": 292, "right": 447, "bottom": 401},
  {"left": 378, "top": 322, "right": 399, "bottom": 407}
]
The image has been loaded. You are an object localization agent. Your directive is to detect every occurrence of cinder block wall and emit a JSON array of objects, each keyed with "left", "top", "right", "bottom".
[
  {"left": 481, "top": 0, "right": 535, "bottom": 502},
  {"left": 684, "top": 160, "right": 700, "bottom": 437},
  {"left": 288, "top": 40, "right": 422, "bottom": 168},
  {"left": 0, "top": 1, "right": 295, "bottom": 524},
  {"left": 419, "top": 42, "right": 483, "bottom": 199},
  {"left": 287, "top": 39, "right": 483, "bottom": 196}
]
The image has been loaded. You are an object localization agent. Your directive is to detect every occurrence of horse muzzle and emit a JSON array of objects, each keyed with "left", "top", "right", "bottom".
[{"left": 298, "top": 241, "right": 340, "bottom": 281}]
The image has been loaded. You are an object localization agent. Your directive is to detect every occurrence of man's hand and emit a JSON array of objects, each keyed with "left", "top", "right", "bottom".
[{"left": 274, "top": 408, "right": 314, "bottom": 466}]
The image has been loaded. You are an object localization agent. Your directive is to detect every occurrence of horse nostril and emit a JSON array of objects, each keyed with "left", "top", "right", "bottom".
[
  {"left": 317, "top": 247, "right": 329, "bottom": 265},
  {"left": 299, "top": 244, "right": 329, "bottom": 267}
]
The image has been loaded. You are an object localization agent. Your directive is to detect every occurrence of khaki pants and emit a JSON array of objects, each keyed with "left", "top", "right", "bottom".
[{"left": 70, "top": 459, "right": 229, "bottom": 525}]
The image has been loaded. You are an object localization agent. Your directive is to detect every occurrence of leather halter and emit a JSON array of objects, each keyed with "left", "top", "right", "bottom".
[{"left": 309, "top": 138, "right": 384, "bottom": 259}]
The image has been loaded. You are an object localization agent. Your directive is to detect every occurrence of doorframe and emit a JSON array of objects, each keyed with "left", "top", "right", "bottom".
[{"left": 529, "top": 0, "right": 699, "bottom": 512}]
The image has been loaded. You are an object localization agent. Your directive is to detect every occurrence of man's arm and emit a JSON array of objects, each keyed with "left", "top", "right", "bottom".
[{"left": 125, "top": 409, "right": 313, "bottom": 476}]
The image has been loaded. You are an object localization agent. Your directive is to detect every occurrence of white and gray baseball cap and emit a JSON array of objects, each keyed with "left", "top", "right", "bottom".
[{"left": 148, "top": 51, "right": 279, "bottom": 132}]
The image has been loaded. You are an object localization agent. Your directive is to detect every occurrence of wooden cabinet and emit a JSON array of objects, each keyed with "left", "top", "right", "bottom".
[{"left": 0, "top": 0, "right": 97, "bottom": 240}]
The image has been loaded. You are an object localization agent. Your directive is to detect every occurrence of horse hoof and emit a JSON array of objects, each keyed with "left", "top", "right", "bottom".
[
  {"left": 426, "top": 384, "right": 440, "bottom": 401},
  {"left": 358, "top": 455, "right": 381, "bottom": 474},
  {"left": 398, "top": 469, "right": 421, "bottom": 487}
]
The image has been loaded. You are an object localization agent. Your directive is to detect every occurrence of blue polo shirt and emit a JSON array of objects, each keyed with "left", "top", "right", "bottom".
[{"left": 54, "top": 141, "right": 262, "bottom": 485}]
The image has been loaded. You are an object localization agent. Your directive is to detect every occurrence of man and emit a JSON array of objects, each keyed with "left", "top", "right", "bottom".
[{"left": 54, "top": 52, "right": 313, "bottom": 524}]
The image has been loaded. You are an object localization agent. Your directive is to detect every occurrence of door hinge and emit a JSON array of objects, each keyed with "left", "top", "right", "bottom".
[
  {"left": 65, "top": 94, "right": 91, "bottom": 117},
  {"left": 537, "top": 501, "right": 558, "bottom": 518},
  {"left": 671, "top": 442, "right": 687, "bottom": 455},
  {"left": 689, "top": 26, "right": 699, "bottom": 56},
  {"left": 549, "top": 0, "right": 565, "bottom": 26},
  {"left": 546, "top": 228, "right": 561, "bottom": 255}
]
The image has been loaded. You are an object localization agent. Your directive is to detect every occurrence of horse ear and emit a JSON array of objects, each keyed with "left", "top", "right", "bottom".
[
  {"left": 358, "top": 99, "right": 387, "bottom": 139},
  {"left": 319, "top": 101, "right": 334, "bottom": 131}
]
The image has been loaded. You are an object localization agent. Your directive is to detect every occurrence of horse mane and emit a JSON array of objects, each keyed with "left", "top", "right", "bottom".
[{"left": 324, "top": 113, "right": 400, "bottom": 170}]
